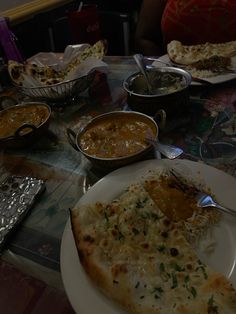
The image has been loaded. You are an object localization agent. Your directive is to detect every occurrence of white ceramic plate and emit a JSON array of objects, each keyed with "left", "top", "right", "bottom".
[
  {"left": 60, "top": 159, "right": 236, "bottom": 314},
  {"left": 153, "top": 54, "right": 236, "bottom": 85}
]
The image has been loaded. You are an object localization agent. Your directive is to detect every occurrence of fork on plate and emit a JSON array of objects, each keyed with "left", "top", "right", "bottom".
[
  {"left": 169, "top": 170, "right": 236, "bottom": 217},
  {"left": 196, "top": 192, "right": 236, "bottom": 217}
]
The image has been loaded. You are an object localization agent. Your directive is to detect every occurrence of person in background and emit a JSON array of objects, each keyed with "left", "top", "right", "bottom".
[{"left": 135, "top": 0, "right": 236, "bottom": 56}]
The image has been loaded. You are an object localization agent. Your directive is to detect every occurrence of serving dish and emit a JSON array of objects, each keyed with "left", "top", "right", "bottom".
[
  {"left": 123, "top": 66, "right": 191, "bottom": 116},
  {"left": 60, "top": 159, "right": 236, "bottom": 314},
  {"left": 66, "top": 111, "right": 165, "bottom": 170},
  {"left": 0, "top": 102, "right": 51, "bottom": 148}
]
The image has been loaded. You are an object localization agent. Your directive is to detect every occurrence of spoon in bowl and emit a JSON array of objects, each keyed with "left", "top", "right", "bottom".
[
  {"left": 146, "top": 137, "right": 183, "bottom": 159},
  {"left": 133, "top": 53, "right": 154, "bottom": 94}
]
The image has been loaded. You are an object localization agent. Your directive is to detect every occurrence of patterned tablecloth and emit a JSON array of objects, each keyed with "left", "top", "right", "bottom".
[{"left": 0, "top": 56, "right": 235, "bottom": 271}]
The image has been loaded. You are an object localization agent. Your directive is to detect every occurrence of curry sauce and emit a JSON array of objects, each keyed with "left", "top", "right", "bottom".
[
  {"left": 0, "top": 104, "right": 49, "bottom": 138},
  {"left": 79, "top": 116, "right": 156, "bottom": 158},
  {"left": 144, "top": 174, "right": 199, "bottom": 221}
]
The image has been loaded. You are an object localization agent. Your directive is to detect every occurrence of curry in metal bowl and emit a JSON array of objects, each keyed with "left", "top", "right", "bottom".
[
  {"left": 0, "top": 102, "right": 51, "bottom": 148},
  {"left": 79, "top": 113, "right": 156, "bottom": 158},
  {"left": 67, "top": 111, "right": 161, "bottom": 169}
]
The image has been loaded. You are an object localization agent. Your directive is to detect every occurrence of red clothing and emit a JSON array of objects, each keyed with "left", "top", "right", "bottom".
[{"left": 161, "top": 0, "right": 236, "bottom": 47}]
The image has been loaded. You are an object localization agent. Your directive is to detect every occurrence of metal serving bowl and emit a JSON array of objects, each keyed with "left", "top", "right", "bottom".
[
  {"left": 123, "top": 66, "right": 192, "bottom": 116},
  {"left": 0, "top": 102, "right": 51, "bottom": 148},
  {"left": 66, "top": 111, "right": 164, "bottom": 170}
]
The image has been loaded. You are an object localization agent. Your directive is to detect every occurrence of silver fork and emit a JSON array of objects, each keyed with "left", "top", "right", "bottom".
[
  {"left": 169, "top": 169, "right": 236, "bottom": 217},
  {"left": 146, "top": 137, "right": 183, "bottom": 159},
  {"left": 197, "top": 192, "right": 236, "bottom": 217}
]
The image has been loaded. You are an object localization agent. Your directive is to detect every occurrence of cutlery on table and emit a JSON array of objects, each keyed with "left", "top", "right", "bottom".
[
  {"left": 146, "top": 137, "right": 183, "bottom": 159},
  {"left": 196, "top": 192, "right": 236, "bottom": 217},
  {"left": 133, "top": 53, "right": 154, "bottom": 94},
  {"left": 170, "top": 169, "right": 236, "bottom": 217}
]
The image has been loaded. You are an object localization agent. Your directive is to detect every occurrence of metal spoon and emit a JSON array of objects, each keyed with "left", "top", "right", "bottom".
[
  {"left": 146, "top": 137, "right": 183, "bottom": 159},
  {"left": 197, "top": 192, "right": 236, "bottom": 217},
  {"left": 133, "top": 53, "right": 153, "bottom": 94}
]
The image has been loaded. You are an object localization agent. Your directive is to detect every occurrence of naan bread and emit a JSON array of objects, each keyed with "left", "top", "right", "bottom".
[
  {"left": 71, "top": 171, "right": 236, "bottom": 314},
  {"left": 24, "top": 63, "right": 64, "bottom": 85},
  {"left": 8, "top": 60, "right": 25, "bottom": 86},
  {"left": 64, "top": 40, "right": 107, "bottom": 76},
  {"left": 167, "top": 40, "right": 236, "bottom": 65},
  {"left": 8, "top": 40, "right": 107, "bottom": 87}
]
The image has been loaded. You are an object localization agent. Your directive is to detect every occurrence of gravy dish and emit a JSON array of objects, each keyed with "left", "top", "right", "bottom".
[
  {"left": 0, "top": 102, "right": 51, "bottom": 148},
  {"left": 67, "top": 111, "right": 162, "bottom": 169},
  {"left": 79, "top": 114, "right": 156, "bottom": 158}
]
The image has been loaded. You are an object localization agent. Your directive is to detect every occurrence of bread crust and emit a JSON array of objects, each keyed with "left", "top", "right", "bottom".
[{"left": 167, "top": 40, "right": 236, "bottom": 65}]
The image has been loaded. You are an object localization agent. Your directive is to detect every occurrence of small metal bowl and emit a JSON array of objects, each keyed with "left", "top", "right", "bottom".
[
  {"left": 123, "top": 66, "right": 192, "bottom": 116},
  {"left": 0, "top": 102, "right": 51, "bottom": 148},
  {"left": 67, "top": 111, "right": 164, "bottom": 170}
]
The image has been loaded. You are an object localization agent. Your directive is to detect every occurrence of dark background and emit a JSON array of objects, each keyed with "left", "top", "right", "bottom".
[{"left": 6, "top": 0, "right": 142, "bottom": 59}]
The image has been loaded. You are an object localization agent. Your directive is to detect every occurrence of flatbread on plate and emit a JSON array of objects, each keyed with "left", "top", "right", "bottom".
[{"left": 71, "top": 170, "right": 236, "bottom": 314}]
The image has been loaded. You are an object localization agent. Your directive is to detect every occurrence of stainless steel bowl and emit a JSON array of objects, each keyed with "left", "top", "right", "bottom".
[
  {"left": 67, "top": 111, "right": 163, "bottom": 170},
  {"left": 0, "top": 102, "right": 51, "bottom": 148},
  {"left": 123, "top": 66, "right": 192, "bottom": 116}
]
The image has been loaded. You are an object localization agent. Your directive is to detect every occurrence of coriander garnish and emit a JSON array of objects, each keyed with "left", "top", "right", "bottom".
[{"left": 171, "top": 272, "right": 178, "bottom": 289}]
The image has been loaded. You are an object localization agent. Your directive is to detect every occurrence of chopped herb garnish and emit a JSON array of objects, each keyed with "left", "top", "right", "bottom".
[
  {"left": 151, "top": 213, "right": 161, "bottom": 221},
  {"left": 135, "top": 281, "right": 140, "bottom": 289},
  {"left": 104, "top": 211, "right": 109, "bottom": 223},
  {"left": 171, "top": 263, "right": 185, "bottom": 272},
  {"left": 171, "top": 272, "right": 178, "bottom": 289},
  {"left": 157, "top": 244, "right": 166, "bottom": 252},
  {"left": 197, "top": 265, "right": 208, "bottom": 280},
  {"left": 184, "top": 275, "right": 190, "bottom": 284},
  {"left": 136, "top": 200, "right": 144, "bottom": 208},
  {"left": 159, "top": 262, "right": 165, "bottom": 272},
  {"left": 190, "top": 286, "right": 197, "bottom": 298}
]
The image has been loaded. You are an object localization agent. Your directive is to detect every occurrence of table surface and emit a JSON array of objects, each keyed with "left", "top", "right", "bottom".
[{"left": 0, "top": 55, "right": 236, "bottom": 311}]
